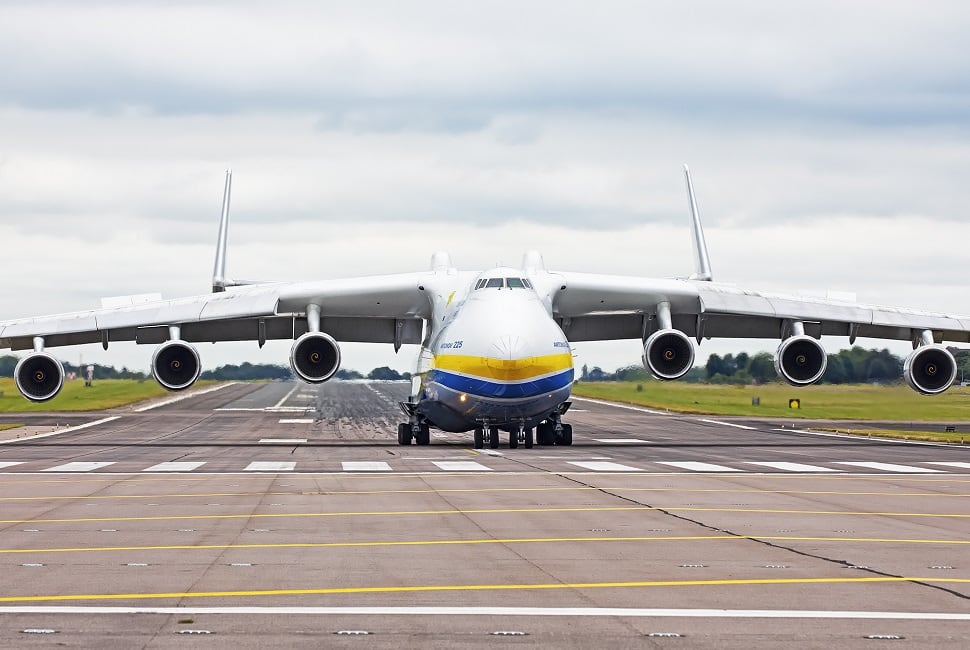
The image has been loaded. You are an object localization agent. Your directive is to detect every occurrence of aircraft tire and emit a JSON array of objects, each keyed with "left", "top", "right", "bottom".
[
  {"left": 416, "top": 424, "right": 431, "bottom": 446},
  {"left": 509, "top": 430, "right": 518, "bottom": 449},
  {"left": 488, "top": 427, "right": 500, "bottom": 449},
  {"left": 473, "top": 428, "right": 484, "bottom": 449},
  {"left": 558, "top": 424, "right": 573, "bottom": 446},
  {"left": 537, "top": 422, "right": 554, "bottom": 446},
  {"left": 524, "top": 428, "right": 534, "bottom": 449},
  {"left": 397, "top": 423, "right": 412, "bottom": 445}
]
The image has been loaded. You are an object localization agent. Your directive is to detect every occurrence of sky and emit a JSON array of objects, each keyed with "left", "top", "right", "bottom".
[{"left": 2, "top": 1, "right": 970, "bottom": 376}]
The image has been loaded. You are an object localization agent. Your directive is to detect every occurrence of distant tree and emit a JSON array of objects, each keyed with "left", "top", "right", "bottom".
[
  {"left": 587, "top": 366, "right": 609, "bottom": 381},
  {"left": 705, "top": 354, "right": 725, "bottom": 379},
  {"left": 822, "top": 354, "right": 848, "bottom": 384},
  {"left": 614, "top": 365, "right": 652, "bottom": 382},
  {"left": 580, "top": 364, "right": 589, "bottom": 381},
  {"left": 335, "top": 369, "right": 364, "bottom": 380},
  {"left": 747, "top": 352, "right": 777, "bottom": 383},
  {"left": 734, "top": 352, "right": 750, "bottom": 373},
  {"left": 200, "top": 363, "right": 292, "bottom": 381},
  {"left": 368, "top": 366, "right": 404, "bottom": 380},
  {"left": 0, "top": 355, "right": 17, "bottom": 378}
]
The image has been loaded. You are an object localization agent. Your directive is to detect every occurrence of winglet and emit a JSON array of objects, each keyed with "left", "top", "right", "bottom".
[
  {"left": 683, "top": 164, "right": 714, "bottom": 282},
  {"left": 212, "top": 169, "right": 232, "bottom": 292}
]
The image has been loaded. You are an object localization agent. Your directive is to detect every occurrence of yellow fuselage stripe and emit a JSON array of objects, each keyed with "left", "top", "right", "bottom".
[{"left": 433, "top": 352, "right": 573, "bottom": 382}]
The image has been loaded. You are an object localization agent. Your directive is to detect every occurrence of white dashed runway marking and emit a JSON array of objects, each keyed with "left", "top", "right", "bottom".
[{"left": 244, "top": 461, "right": 296, "bottom": 472}]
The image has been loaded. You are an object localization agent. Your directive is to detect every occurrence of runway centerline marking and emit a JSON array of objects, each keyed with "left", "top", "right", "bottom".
[
  {"left": 2, "top": 576, "right": 969, "bottom": 604},
  {"left": 567, "top": 461, "right": 644, "bottom": 472},
  {"left": 432, "top": 461, "right": 492, "bottom": 471},
  {"left": 259, "top": 438, "right": 307, "bottom": 443},
  {"left": 657, "top": 461, "right": 741, "bottom": 472},
  {"left": 746, "top": 462, "right": 839, "bottom": 473},
  {"left": 0, "top": 462, "right": 25, "bottom": 469},
  {"left": 342, "top": 462, "right": 392, "bottom": 472}
]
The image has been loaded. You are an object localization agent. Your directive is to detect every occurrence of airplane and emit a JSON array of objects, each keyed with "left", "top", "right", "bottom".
[{"left": 3, "top": 166, "right": 969, "bottom": 450}]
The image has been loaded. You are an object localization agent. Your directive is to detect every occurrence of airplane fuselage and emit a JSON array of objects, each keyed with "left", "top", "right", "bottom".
[{"left": 415, "top": 268, "right": 574, "bottom": 432}]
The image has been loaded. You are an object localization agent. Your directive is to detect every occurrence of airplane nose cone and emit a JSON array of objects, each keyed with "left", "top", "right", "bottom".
[{"left": 489, "top": 335, "right": 528, "bottom": 360}]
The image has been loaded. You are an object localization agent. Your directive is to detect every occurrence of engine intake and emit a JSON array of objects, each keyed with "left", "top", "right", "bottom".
[
  {"left": 642, "top": 329, "right": 695, "bottom": 380},
  {"left": 775, "top": 335, "right": 826, "bottom": 386},
  {"left": 14, "top": 352, "right": 65, "bottom": 402},
  {"left": 904, "top": 345, "right": 957, "bottom": 395},
  {"left": 151, "top": 341, "right": 201, "bottom": 391},
  {"left": 290, "top": 332, "right": 341, "bottom": 383}
]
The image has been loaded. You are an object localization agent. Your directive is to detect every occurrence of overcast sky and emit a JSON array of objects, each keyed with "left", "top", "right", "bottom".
[{"left": 2, "top": 1, "right": 970, "bottom": 375}]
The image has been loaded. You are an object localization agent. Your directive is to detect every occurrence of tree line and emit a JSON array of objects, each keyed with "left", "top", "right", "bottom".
[
  {"left": 0, "top": 355, "right": 412, "bottom": 382},
  {"left": 582, "top": 346, "right": 970, "bottom": 386}
]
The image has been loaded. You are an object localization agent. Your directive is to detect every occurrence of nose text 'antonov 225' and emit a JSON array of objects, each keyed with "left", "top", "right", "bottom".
[{"left": 4, "top": 166, "right": 970, "bottom": 449}]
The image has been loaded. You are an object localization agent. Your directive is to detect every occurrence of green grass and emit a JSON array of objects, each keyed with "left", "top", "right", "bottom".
[
  {"left": 0, "top": 378, "right": 174, "bottom": 412},
  {"left": 0, "top": 423, "right": 21, "bottom": 431},
  {"left": 571, "top": 380, "right": 970, "bottom": 422}
]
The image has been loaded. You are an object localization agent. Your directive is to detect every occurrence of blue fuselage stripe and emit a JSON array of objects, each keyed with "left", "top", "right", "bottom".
[{"left": 427, "top": 368, "right": 574, "bottom": 400}]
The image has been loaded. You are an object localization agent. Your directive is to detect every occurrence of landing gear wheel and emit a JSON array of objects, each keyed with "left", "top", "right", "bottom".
[
  {"left": 415, "top": 424, "right": 431, "bottom": 446},
  {"left": 524, "top": 428, "right": 534, "bottom": 449},
  {"left": 536, "top": 421, "right": 555, "bottom": 446},
  {"left": 488, "top": 426, "right": 499, "bottom": 449},
  {"left": 397, "top": 423, "right": 412, "bottom": 445},
  {"left": 473, "top": 428, "right": 484, "bottom": 449},
  {"left": 509, "top": 430, "right": 518, "bottom": 449},
  {"left": 557, "top": 423, "right": 573, "bottom": 446}
]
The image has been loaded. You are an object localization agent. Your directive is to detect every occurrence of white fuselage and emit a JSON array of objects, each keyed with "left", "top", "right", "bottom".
[{"left": 415, "top": 268, "right": 574, "bottom": 432}]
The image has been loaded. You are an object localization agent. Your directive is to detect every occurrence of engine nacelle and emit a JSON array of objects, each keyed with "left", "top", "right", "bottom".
[
  {"left": 151, "top": 341, "right": 201, "bottom": 391},
  {"left": 642, "top": 329, "right": 695, "bottom": 380},
  {"left": 775, "top": 335, "right": 827, "bottom": 386},
  {"left": 14, "top": 352, "right": 65, "bottom": 402},
  {"left": 290, "top": 332, "right": 341, "bottom": 383},
  {"left": 904, "top": 344, "right": 957, "bottom": 395}
]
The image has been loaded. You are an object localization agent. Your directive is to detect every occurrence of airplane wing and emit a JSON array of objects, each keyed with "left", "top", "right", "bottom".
[
  {"left": 0, "top": 273, "right": 431, "bottom": 352},
  {"left": 551, "top": 271, "right": 970, "bottom": 345}
]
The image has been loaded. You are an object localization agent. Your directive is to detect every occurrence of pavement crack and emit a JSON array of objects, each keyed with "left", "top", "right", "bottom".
[{"left": 556, "top": 472, "right": 970, "bottom": 603}]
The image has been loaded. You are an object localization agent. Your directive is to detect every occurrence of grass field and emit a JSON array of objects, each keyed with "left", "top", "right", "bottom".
[
  {"left": 571, "top": 380, "right": 970, "bottom": 422},
  {"left": 0, "top": 378, "right": 174, "bottom": 412}
]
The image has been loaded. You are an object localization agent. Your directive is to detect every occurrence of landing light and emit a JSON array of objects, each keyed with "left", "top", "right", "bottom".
[{"left": 459, "top": 393, "right": 467, "bottom": 402}]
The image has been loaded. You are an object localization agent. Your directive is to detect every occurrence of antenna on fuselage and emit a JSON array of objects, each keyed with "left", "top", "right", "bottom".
[{"left": 684, "top": 164, "right": 714, "bottom": 282}]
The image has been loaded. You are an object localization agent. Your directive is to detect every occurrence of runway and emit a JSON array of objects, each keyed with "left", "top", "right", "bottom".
[{"left": 0, "top": 380, "right": 968, "bottom": 648}]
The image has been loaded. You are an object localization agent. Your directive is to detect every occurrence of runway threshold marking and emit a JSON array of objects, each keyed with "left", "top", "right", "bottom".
[
  {"left": 244, "top": 462, "right": 295, "bottom": 472},
  {"left": 5, "top": 534, "right": 970, "bottom": 556},
  {"left": 568, "top": 461, "right": 643, "bottom": 472},
  {"left": 3, "top": 505, "right": 968, "bottom": 526},
  {"left": 342, "top": 462, "right": 392, "bottom": 472},
  {"left": 41, "top": 462, "right": 115, "bottom": 473},
  {"left": 432, "top": 461, "right": 492, "bottom": 471},
  {"left": 746, "top": 462, "right": 839, "bottom": 473},
  {"left": 656, "top": 461, "right": 741, "bottom": 472},
  {"left": 3, "top": 577, "right": 970, "bottom": 604},
  {"left": 838, "top": 462, "right": 943, "bottom": 474},
  {"left": 2, "top": 606, "right": 968, "bottom": 620},
  {"left": 142, "top": 462, "right": 206, "bottom": 472},
  {"left": 0, "top": 462, "right": 24, "bottom": 469}
]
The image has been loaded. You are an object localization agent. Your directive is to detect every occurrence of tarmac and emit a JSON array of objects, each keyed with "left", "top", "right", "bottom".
[{"left": 0, "top": 380, "right": 968, "bottom": 648}]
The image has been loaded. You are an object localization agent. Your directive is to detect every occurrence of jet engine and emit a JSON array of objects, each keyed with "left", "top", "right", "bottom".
[
  {"left": 14, "top": 352, "right": 65, "bottom": 402},
  {"left": 904, "top": 344, "right": 957, "bottom": 395},
  {"left": 290, "top": 332, "right": 341, "bottom": 383},
  {"left": 151, "top": 340, "right": 202, "bottom": 391},
  {"left": 642, "top": 329, "right": 695, "bottom": 380},
  {"left": 775, "top": 335, "right": 827, "bottom": 386}
]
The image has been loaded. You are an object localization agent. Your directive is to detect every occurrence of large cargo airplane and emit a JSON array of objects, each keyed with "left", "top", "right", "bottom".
[{"left": 2, "top": 167, "right": 968, "bottom": 449}]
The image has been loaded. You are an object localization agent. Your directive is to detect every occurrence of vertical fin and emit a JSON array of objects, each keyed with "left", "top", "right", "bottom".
[
  {"left": 684, "top": 164, "right": 714, "bottom": 282},
  {"left": 212, "top": 169, "right": 232, "bottom": 292}
]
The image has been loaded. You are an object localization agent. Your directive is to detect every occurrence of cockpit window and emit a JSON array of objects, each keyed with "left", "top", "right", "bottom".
[
  {"left": 475, "top": 279, "right": 485, "bottom": 290},
  {"left": 485, "top": 278, "right": 504, "bottom": 288},
  {"left": 506, "top": 277, "right": 524, "bottom": 288},
  {"left": 522, "top": 278, "right": 533, "bottom": 289}
]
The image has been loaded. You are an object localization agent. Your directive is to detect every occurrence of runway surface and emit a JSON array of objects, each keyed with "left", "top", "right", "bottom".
[{"left": 0, "top": 380, "right": 968, "bottom": 648}]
